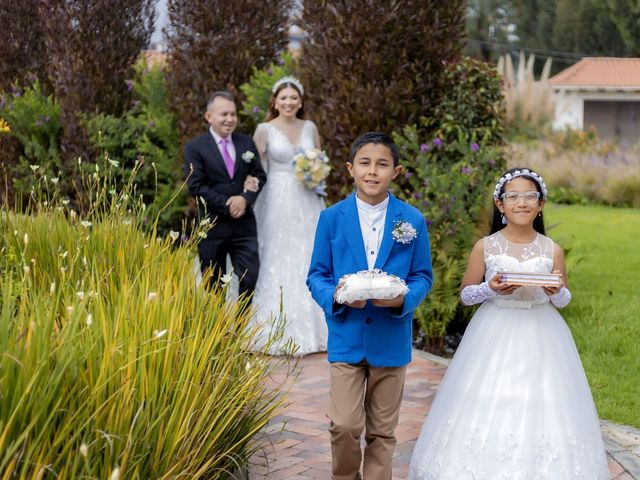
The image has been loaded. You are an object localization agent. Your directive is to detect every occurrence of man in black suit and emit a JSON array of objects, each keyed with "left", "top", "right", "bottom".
[{"left": 184, "top": 91, "right": 267, "bottom": 298}]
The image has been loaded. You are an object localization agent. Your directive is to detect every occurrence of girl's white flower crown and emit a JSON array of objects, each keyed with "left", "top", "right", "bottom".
[
  {"left": 493, "top": 169, "right": 548, "bottom": 200},
  {"left": 272, "top": 76, "right": 304, "bottom": 96}
]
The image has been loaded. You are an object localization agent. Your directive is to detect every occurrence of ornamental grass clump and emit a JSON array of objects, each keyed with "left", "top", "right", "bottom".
[{"left": 0, "top": 162, "right": 294, "bottom": 478}]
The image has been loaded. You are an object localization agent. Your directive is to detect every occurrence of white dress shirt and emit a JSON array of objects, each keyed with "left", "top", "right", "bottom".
[
  {"left": 209, "top": 127, "right": 236, "bottom": 165},
  {"left": 355, "top": 194, "right": 389, "bottom": 270}
]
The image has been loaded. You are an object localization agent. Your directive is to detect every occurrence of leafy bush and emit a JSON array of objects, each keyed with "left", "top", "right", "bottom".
[
  {"left": 0, "top": 81, "right": 63, "bottom": 198},
  {"left": 299, "top": 0, "right": 466, "bottom": 201},
  {"left": 239, "top": 51, "right": 297, "bottom": 131},
  {"left": 0, "top": 2, "right": 47, "bottom": 92},
  {"left": 166, "top": 0, "right": 290, "bottom": 141},
  {"left": 85, "top": 61, "right": 186, "bottom": 233},
  {"left": 392, "top": 56, "right": 505, "bottom": 350},
  {"left": 0, "top": 167, "right": 293, "bottom": 478},
  {"left": 394, "top": 127, "right": 504, "bottom": 350}
]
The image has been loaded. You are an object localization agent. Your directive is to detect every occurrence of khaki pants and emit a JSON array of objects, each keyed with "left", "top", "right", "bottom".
[{"left": 329, "top": 361, "right": 407, "bottom": 480}]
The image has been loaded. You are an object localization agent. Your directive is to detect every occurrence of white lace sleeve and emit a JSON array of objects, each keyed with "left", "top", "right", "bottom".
[
  {"left": 460, "top": 282, "right": 497, "bottom": 306},
  {"left": 252, "top": 123, "right": 269, "bottom": 171},
  {"left": 550, "top": 287, "right": 571, "bottom": 308}
]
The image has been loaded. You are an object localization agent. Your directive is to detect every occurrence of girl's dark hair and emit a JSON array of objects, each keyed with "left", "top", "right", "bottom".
[
  {"left": 266, "top": 82, "right": 305, "bottom": 120},
  {"left": 349, "top": 131, "right": 400, "bottom": 166},
  {"left": 490, "top": 167, "right": 546, "bottom": 235}
]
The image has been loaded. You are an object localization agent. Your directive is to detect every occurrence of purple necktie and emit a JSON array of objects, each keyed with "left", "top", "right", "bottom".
[{"left": 220, "top": 137, "right": 235, "bottom": 178}]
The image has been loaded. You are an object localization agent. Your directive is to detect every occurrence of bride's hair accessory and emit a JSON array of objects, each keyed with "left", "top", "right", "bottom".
[
  {"left": 493, "top": 169, "right": 548, "bottom": 200},
  {"left": 272, "top": 76, "right": 304, "bottom": 96}
]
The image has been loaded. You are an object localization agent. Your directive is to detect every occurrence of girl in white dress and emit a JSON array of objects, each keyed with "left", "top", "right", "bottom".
[
  {"left": 245, "top": 76, "right": 327, "bottom": 355},
  {"left": 408, "top": 168, "right": 609, "bottom": 480}
]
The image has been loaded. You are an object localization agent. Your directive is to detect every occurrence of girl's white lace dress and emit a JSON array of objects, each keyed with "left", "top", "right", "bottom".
[
  {"left": 251, "top": 121, "right": 328, "bottom": 355},
  {"left": 408, "top": 231, "right": 609, "bottom": 480}
]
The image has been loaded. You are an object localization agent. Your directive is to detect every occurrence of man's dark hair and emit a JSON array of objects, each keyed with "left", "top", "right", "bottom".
[
  {"left": 206, "top": 91, "right": 236, "bottom": 109},
  {"left": 348, "top": 132, "right": 400, "bottom": 166}
]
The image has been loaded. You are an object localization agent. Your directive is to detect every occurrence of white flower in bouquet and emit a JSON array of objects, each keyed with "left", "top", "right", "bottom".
[{"left": 292, "top": 147, "right": 331, "bottom": 196}]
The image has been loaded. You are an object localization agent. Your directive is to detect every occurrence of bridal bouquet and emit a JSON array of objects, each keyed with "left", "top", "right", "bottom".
[{"left": 293, "top": 147, "right": 331, "bottom": 196}]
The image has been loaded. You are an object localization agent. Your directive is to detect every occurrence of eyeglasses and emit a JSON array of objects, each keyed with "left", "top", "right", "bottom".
[{"left": 500, "top": 190, "right": 541, "bottom": 204}]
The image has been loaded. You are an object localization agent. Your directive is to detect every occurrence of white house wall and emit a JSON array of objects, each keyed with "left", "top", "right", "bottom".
[{"left": 552, "top": 89, "right": 640, "bottom": 131}]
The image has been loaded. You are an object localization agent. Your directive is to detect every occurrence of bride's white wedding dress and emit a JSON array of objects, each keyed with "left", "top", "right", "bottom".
[
  {"left": 251, "top": 120, "right": 328, "bottom": 355},
  {"left": 408, "top": 231, "right": 609, "bottom": 480}
]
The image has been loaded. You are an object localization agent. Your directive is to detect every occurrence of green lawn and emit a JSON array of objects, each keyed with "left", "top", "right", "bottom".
[{"left": 545, "top": 203, "right": 640, "bottom": 428}]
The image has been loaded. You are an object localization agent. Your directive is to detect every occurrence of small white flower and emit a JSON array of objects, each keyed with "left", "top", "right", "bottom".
[
  {"left": 76, "top": 291, "right": 86, "bottom": 300},
  {"left": 199, "top": 217, "right": 211, "bottom": 226},
  {"left": 122, "top": 219, "right": 132, "bottom": 226},
  {"left": 23, "top": 265, "right": 30, "bottom": 274},
  {"left": 77, "top": 157, "right": 82, "bottom": 166},
  {"left": 110, "top": 467, "right": 120, "bottom": 480},
  {"left": 70, "top": 210, "right": 77, "bottom": 218},
  {"left": 147, "top": 292, "right": 157, "bottom": 301},
  {"left": 80, "top": 220, "right": 92, "bottom": 228},
  {"left": 169, "top": 230, "right": 179, "bottom": 242},
  {"left": 23, "top": 233, "right": 29, "bottom": 245},
  {"left": 220, "top": 271, "right": 233, "bottom": 285},
  {"left": 108, "top": 159, "right": 119, "bottom": 167},
  {"left": 241, "top": 150, "right": 255, "bottom": 163},
  {"left": 86, "top": 314, "right": 93, "bottom": 326},
  {"left": 153, "top": 329, "right": 168, "bottom": 339},
  {"left": 197, "top": 231, "right": 207, "bottom": 239},
  {"left": 50, "top": 282, "right": 56, "bottom": 294},
  {"left": 13, "top": 230, "right": 18, "bottom": 236},
  {"left": 245, "top": 361, "right": 251, "bottom": 371},
  {"left": 62, "top": 199, "right": 70, "bottom": 205},
  {"left": 51, "top": 177, "right": 59, "bottom": 185},
  {"left": 66, "top": 305, "right": 74, "bottom": 313},
  {"left": 79, "top": 443, "right": 89, "bottom": 457},
  {"left": 306, "top": 149, "right": 318, "bottom": 160},
  {"left": 30, "top": 164, "right": 40, "bottom": 173}
]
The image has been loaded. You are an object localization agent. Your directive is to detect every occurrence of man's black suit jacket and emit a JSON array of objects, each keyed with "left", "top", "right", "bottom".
[{"left": 184, "top": 130, "right": 267, "bottom": 239}]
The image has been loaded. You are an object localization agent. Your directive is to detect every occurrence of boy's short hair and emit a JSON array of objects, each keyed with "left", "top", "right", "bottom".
[{"left": 349, "top": 132, "right": 400, "bottom": 166}]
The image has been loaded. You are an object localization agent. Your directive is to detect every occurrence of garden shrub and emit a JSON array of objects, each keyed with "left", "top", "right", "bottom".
[
  {"left": 85, "top": 61, "right": 186, "bottom": 233},
  {"left": 166, "top": 0, "right": 290, "bottom": 141},
  {"left": 239, "top": 51, "right": 297, "bottom": 132},
  {"left": 0, "top": 81, "right": 63, "bottom": 200},
  {"left": 394, "top": 127, "right": 504, "bottom": 350},
  {"left": 393, "top": 56, "right": 506, "bottom": 350},
  {"left": 299, "top": 0, "right": 466, "bottom": 201},
  {"left": 41, "top": 0, "right": 155, "bottom": 165},
  {"left": 0, "top": 165, "right": 293, "bottom": 478}
]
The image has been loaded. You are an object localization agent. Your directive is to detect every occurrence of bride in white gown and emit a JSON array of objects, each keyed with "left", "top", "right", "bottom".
[
  {"left": 409, "top": 168, "right": 609, "bottom": 480},
  {"left": 247, "top": 76, "right": 327, "bottom": 355}
]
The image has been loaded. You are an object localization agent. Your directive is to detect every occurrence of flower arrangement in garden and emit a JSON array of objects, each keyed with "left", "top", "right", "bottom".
[{"left": 293, "top": 147, "right": 331, "bottom": 196}]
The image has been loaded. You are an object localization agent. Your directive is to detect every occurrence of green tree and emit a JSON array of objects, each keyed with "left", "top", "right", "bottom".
[
  {"left": 300, "top": 0, "right": 466, "bottom": 200},
  {"left": 165, "top": 0, "right": 290, "bottom": 141},
  {"left": 597, "top": 0, "right": 640, "bottom": 55},
  {"left": 466, "top": 0, "right": 513, "bottom": 61}
]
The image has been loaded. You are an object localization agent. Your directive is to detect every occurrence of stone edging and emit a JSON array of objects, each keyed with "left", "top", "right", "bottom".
[{"left": 412, "top": 349, "right": 640, "bottom": 479}]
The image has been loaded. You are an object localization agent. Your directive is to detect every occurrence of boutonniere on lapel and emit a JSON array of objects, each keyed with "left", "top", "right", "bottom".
[
  {"left": 391, "top": 221, "right": 417, "bottom": 244},
  {"left": 241, "top": 151, "right": 255, "bottom": 163}
]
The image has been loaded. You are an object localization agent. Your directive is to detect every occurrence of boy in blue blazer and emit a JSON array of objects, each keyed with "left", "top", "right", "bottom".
[{"left": 307, "top": 132, "right": 433, "bottom": 479}]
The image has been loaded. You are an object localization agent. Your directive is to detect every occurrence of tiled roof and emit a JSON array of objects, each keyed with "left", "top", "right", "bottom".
[{"left": 549, "top": 57, "right": 640, "bottom": 90}]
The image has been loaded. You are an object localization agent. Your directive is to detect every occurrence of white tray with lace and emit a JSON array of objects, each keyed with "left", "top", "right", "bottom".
[{"left": 335, "top": 269, "right": 409, "bottom": 303}]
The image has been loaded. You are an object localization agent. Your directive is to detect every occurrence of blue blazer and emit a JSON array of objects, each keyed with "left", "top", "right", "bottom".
[{"left": 306, "top": 193, "right": 433, "bottom": 367}]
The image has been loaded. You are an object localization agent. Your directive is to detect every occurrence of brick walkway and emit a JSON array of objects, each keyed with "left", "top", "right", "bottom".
[{"left": 248, "top": 352, "right": 634, "bottom": 480}]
